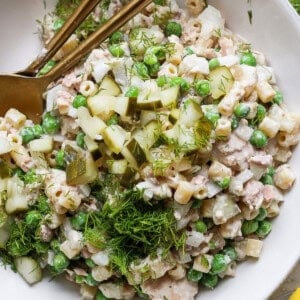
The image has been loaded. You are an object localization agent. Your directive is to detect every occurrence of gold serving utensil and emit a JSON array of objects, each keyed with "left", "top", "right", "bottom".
[
  {"left": 0, "top": 0, "right": 152, "bottom": 123},
  {"left": 19, "top": 0, "right": 100, "bottom": 77}
]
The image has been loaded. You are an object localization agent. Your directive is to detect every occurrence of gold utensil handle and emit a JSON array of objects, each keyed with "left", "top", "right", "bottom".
[
  {"left": 46, "top": 0, "right": 152, "bottom": 81},
  {"left": 25, "top": 0, "right": 100, "bottom": 75}
]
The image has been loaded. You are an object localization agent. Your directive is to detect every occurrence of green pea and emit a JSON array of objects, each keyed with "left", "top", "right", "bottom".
[
  {"left": 53, "top": 19, "right": 64, "bottom": 32},
  {"left": 53, "top": 252, "right": 70, "bottom": 272},
  {"left": 38, "top": 60, "right": 57, "bottom": 76},
  {"left": 33, "top": 124, "right": 44, "bottom": 138},
  {"left": 216, "top": 177, "right": 230, "bottom": 189},
  {"left": 109, "top": 31, "right": 123, "bottom": 44},
  {"left": 195, "top": 220, "right": 207, "bottom": 233},
  {"left": 241, "top": 220, "right": 259, "bottom": 235},
  {"left": 144, "top": 53, "right": 158, "bottom": 66},
  {"left": 211, "top": 254, "right": 228, "bottom": 274},
  {"left": 256, "top": 220, "right": 272, "bottom": 237},
  {"left": 55, "top": 150, "right": 65, "bottom": 168},
  {"left": 272, "top": 91, "right": 283, "bottom": 105},
  {"left": 195, "top": 80, "right": 210, "bottom": 97},
  {"left": 222, "top": 247, "right": 237, "bottom": 261},
  {"left": 109, "top": 44, "right": 124, "bottom": 57},
  {"left": 72, "top": 94, "right": 87, "bottom": 108},
  {"left": 85, "top": 273, "right": 99, "bottom": 286},
  {"left": 50, "top": 239, "right": 61, "bottom": 252},
  {"left": 170, "top": 77, "right": 190, "bottom": 93},
  {"left": 96, "top": 291, "right": 110, "bottom": 300},
  {"left": 201, "top": 273, "right": 219, "bottom": 289},
  {"left": 209, "top": 58, "right": 220, "bottom": 70},
  {"left": 76, "top": 132, "right": 86, "bottom": 149},
  {"left": 187, "top": 268, "right": 203, "bottom": 282},
  {"left": 148, "top": 62, "right": 160, "bottom": 77},
  {"left": 205, "top": 110, "right": 220, "bottom": 127},
  {"left": 165, "top": 21, "right": 182, "bottom": 37},
  {"left": 231, "top": 115, "right": 239, "bottom": 130},
  {"left": 260, "top": 174, "right": 273, "bottom": 185},
  {"left": 42, "top": 112, "right": 60, "bottom": 134},
  {"left": 20, "top": 127, "right": 35, "bottom": 144},
  {"left": 125, "top": 86, "right": 140, "bottom": 98},
  {"left": 70, "top": 211, "right": 88, "bottom": 230},
  {"left": 240, "top": 52, "right": 257, "bottom": 66},
  {"left": 156, "top": 75, "right": 169, "bottom": 87},
  {"left": 234, "top": 103, "right": 250, "bottom": 118},
  {"left": 134, "top": 62, "right": 149, "bottom": 80},
  {"left": 255, "top": 207, "right": 268, "bottom": 222},
  {"left": 85, "top": 258, "right": 96, "bottom": 268},
  {"left": 250, "top": 130, "right": 268, "bottom": 148},
  {"left": 25, "top": 210, "right": 41, "bottom": 228},
  {"left": 256, "top": 104, "right": 266, "bottom": 123}
]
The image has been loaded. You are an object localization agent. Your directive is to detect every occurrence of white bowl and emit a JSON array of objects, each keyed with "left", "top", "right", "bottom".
[{"left": 0, "top": 1, "right": 299, "bottom": 299}]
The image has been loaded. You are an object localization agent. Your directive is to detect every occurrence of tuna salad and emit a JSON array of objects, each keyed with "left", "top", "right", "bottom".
[{"left": 0, "top": 0, "right": 299, "bottom": 299}]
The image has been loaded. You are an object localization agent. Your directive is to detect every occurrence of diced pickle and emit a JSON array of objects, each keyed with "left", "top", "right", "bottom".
[
  {"left": 126, "top": 139, "right": 147, "bottom": 167},
  {"left": 209, "top": 66, "right": 234, "bottom": 99},
  {"left": 66, "top": 152, "right": 97, "bottom": 186},
  {"left": 0, "top": 159, "right": 11, "bottom": 178},
  {"left": 119, "top": 167, "right": 137, "bottom": 187},
  {"left": 98, "top": 76, "right": 121, "bottom": 96}
]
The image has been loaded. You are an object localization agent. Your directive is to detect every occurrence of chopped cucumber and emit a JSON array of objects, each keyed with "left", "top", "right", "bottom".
[
  {"left": 98, "top": 76, "right": 121, "bottom": 96},
  {"left": 179, "top": 100, "right": 203, "bottom": 127},
  {"left": 15, "top": 257, "right": 42, "bottom": 285},
  {"left": 77, "top": 107, "right": 107, "bottom": 139},
  {"left": 140, "top": 110, "right": 157, "bottom": 126},
  {"left": 209, "top": 66, "right": 234, "bottom": 99},
  {"left": 87, "top": 94, "right": 115, "bottom": 120},
  {"left": 0, "top": 217, "right": 11, "bottom": 248},
  {"left": 0, "top": 159, "right": 11, "bottom": 179},
  {"left": 119, "top": 167, "right": 137, "bottom": 187},
  {"left": 28, "top": 137, "right": 53, "bottom": 153},
  {"left": 136, "top": 98, "right": 163, "bottom": 110},
  {"left": 126, "top": 139, "right": 147, "bottom": 167},
  {"left": 5, "top": 176, "right": 28, "bottom": 214},
  {"left": 168, "top": 109, "right": 180, "bottom": 124},
  {"left": 66, "top": 150, "right": 98, "bottom": 186},
  {"left": 84, "top": 135, "right": 102, "bottom": 160},
  {"left": 107, "top": 159, "right": 128, "bottom": 175},
  {"left": 133, "top": 120, "right": 161, "bottom": 151},
  {"left": 160, "top": 85, "right": 180, "bottom": 108},
  {"left": 113, "top": 96, "right": 136, "bottom": 117},
  {"left": 102, "top": 125, "right": 130, "bottom": 154}
]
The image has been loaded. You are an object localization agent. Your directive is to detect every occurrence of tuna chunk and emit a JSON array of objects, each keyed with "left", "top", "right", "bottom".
[
  {"left": 242, "top": 180, "right": 264, "bottom": 210},
  {"left": 141, "top": 275, "right": 198, "bottom": 300},
  {"left": 217, "top": 134, "right": 246, "bottom": 155},
  {"left": 249, "top": 152, "right": 273, "bottom": 167}
]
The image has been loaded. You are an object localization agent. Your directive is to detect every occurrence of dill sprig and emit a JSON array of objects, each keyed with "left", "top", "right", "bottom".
[
  {"left": 6, "top": 221, "right": 35, "bottom": 257},
  {"left": 83, "top": 188, "right": 185, "bottom": 277},
  {"left": 54, "top": 0, "right": 107, "bottom": 39}
]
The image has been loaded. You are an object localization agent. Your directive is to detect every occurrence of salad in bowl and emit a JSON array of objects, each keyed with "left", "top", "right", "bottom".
[{"left": 0, "top": 0, "right": 299, "bottom": 299}]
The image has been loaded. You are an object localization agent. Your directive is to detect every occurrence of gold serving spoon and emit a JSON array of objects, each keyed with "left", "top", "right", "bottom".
[{"left": 0, "top": 0, "right": 152, "bottom": 123}]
